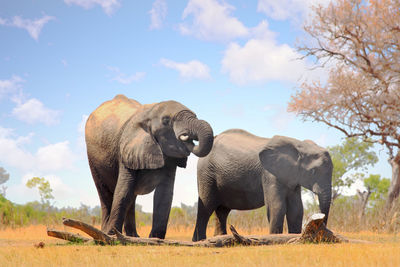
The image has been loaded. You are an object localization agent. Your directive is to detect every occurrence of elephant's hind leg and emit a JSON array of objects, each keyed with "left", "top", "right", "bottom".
[
  {"left": 286, "top": 185, "right": 303, "bottom": 233},
  {"left": 214, "top": 206, "right": 231, "bottom": 236},
  {"left": 192, "top": 197, "right": 217, "bottom": 241},
  {"left": 89, "top": 161, "right": 114, "bottom": 232}
]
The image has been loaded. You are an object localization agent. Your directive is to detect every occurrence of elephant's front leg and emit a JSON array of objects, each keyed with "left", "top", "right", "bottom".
[
  {"left": 124, "top": 196, "right": 139, "bottom": 237},
  {"left": 286, "top": 185, "right": 303, "bottom": 233},
  {"left": 149, "top": 168, "right": 176, "bottom": 239},
  {"left": 262, "top": 173, "right": 288, "bottom": 234},
  {"left": 107, "top": 165, "right": 137, "bottom": 235}
]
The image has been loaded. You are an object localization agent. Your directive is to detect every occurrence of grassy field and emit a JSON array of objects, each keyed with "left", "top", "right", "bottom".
[{"left": 1, "top": 225, "right": 400, "bottom": 267}]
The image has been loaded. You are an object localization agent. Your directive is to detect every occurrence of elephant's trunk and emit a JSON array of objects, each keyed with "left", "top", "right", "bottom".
[
  {"left": 174, "top": 111, "right": 214, "bottom": 157},
  {"left": 189, "top": 119, "right": 213, "bottom": 157},
  {"left": 317, "top": 187, "right": 332, "bottom": 224}
]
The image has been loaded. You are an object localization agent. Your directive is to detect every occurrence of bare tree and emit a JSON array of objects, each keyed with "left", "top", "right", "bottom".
[{"left": 288, "top": 0, "right": 400, "bottom": 210}]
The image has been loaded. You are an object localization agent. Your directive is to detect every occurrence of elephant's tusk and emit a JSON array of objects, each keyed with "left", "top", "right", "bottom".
[{"left": 179, "top": 134, "right": 189, "bottom": 141}]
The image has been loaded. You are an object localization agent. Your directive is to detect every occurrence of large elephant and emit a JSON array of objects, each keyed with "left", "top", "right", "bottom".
[
  {"left": 85, "top": 94, "right": 213, "bottom": 239},
  {"left": 192, "top": 129, "right": 332, "bottom": 241}
]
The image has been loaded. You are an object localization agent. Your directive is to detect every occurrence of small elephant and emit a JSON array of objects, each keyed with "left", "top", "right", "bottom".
[
  {"left": 192, "top": 129, "right": 332, "bottom": 241},
  {"left": 85, "top": 94, "right": 213, "bottom": 239}
]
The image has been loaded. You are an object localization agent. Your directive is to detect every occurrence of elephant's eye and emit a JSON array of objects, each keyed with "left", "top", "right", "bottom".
[{"left": 162, "top": 116, "right": 171, "bottom": 126}]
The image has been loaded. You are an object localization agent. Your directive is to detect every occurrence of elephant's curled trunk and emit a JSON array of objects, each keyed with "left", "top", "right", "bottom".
[
  {"left": 175, "top": 111, "right": 214, "bottom": 157},
  {"left": 190, "top": 119, "right": 214, "bottom": 157}
]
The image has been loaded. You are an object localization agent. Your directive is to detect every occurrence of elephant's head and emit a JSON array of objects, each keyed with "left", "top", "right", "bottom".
[
  {"left": 120, "top": 100, "right": 214, "bottom": 170},
  {"left": 259, "top": 135, "right": 333, "bottom": 223}
]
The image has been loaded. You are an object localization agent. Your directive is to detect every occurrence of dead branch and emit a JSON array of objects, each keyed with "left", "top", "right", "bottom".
[
  {"left": 47, "top": 228, "right": 91, "bottom": 243},
  {"left": 62, "top": 218, "right": 113, "bottom": 244},
  {"left": 47, "top": 213, "right": 368, "bottom": 247},
  {"left": 230, "top": 225, "right": 301, "bottom": 245}
]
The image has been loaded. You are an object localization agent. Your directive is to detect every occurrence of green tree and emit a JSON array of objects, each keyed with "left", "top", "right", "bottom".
[
  {"left": 364, "top": 174, "right": 390, "bottom": 205},
  {"left": 168, "top": 207, "right": 186, "bottom": 228},
  {"left": 328, "top": 137, "right": 378, "bottom": 201},
  {"left": 26, "top": 177, "right": 54, "bottom": 206},
  {"left": 0, "top": 167, "right": 9, "bottom": 197},
  {"left": 357, "top": 174, "right": 390, "bottom": 220}
]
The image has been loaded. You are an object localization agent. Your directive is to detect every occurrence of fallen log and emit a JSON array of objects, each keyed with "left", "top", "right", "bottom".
[
  {"left": 230, "top": 225, "right": 300, "bottom": 245},
  {"left": 47, "top": 228, "right": 91, "bottom": 243},
  {"left": 47, "top": 213, "right": 368, "bottom": 246},
  {"left": 62, "top": 218, "right": 113, "bottom": 244}
]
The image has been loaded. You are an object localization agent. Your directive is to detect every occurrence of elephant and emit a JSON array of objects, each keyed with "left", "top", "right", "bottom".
[
  {"left": 85, "top": 94, "right": 213, "bottom": 239},
  {"left": 192, "top": 129, "right": 332, "bottom": 241}
]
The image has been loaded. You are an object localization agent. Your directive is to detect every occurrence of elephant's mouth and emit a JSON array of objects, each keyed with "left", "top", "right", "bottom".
[{"left": 179, "top": 133, "right": 196, "bottom": 153}]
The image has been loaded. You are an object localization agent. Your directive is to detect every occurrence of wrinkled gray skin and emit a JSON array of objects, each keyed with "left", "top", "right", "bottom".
[
  {"left": 192, "top": 129, "right": 332, "bottom": 241},
  {"left": 85, "top": 95, "right": 213, "bottom": 239}
]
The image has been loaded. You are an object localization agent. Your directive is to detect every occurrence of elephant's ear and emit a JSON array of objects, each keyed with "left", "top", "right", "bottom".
[
  {"left": 120, "top": 122, "right": 164, "bottom": 170},
  {"left": 259, "top": 136, "right": 300, "bottom": 185}
]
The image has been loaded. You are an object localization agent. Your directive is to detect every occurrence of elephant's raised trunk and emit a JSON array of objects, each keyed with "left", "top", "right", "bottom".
[{"left": 174, "top": 111, "right": 214, "bottom": 158}]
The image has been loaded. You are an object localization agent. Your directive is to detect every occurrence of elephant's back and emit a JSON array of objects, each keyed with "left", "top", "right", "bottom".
[
  {"left": 86, "top": 95, "right": 141, "bottom": 132},
  {"left": 85, "top": 95, "right": 142, "bottom": 166},
  {"left": 215, "top": 129, "right": 268, "bottom": 153}
]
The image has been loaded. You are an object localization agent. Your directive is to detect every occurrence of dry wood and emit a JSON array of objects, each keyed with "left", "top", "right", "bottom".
[
  {"left": 230, "top": 225, "right": 301, "bottom": 245},
  {"left": 62, "top": 218, "right": 113, "bottom": 244},
  {"left": 47, "top": 213, "right": 368, "bottom": 246},
  {"left": 114, "top": 227, "right": 237, "bottom": 247},
  {"left": 47, "top": 228, "right": 91, "bottom": 243}
]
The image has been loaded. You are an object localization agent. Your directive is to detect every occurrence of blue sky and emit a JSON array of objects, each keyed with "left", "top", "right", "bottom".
[{"left": 0, "top": 0, "right": 392, "bottom": 212}]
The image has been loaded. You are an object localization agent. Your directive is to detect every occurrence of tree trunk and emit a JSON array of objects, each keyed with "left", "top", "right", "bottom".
[
  {"left": 357, "top": 188, "right": 371, "bottom": 222},
  {"left": 386, "top": 152, "right": 400, "bottom": 211}
]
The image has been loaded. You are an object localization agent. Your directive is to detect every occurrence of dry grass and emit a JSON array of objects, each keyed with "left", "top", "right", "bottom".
[{"left": 1, "top": 225, "right": 400, "bottom": 267}]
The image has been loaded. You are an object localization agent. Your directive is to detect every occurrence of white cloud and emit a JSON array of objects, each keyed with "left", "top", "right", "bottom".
[
  {"left": 107, "top": 66, "right": 146, "bottom": 84},
  {"left": 149, "top": 0, "right": 167, "bottom": 30},
  {"left": 221, "top": 18, "right": 330, "bottom": 86},
  {"left": 257, "top": 0, "right": 329, "bottom": 22},
  {"left": 222, "top": 37, "right": 307, "bottom": 85},
  {"left": 0, "top": 75, "right": 24, "bottom": 99},
  {"left": 64, "top": 0, "right": 121, "bottom": 16},
  {"left": 0, "top": 126, "right": 92, "bottom": 207},
  {"left": 0, "top": 127, "right": 75, "bottom": 173},
  {"left": 12, "top": 98, "right": 60, "bottom": 125},
  {"left": 36, "top": 142, "right": 75, "bottom": 172},
  {"left": 0, "top": 127, "right": 36, "bottom": 170},
  {"left": 180, "top": 0, "right": 249, "bottom": 42},
  {"left": 160, "top": 58, "right": 211, "bottom": 80},
  {"left": 0, "top": 15, "right": 54, "bottom": 41}
]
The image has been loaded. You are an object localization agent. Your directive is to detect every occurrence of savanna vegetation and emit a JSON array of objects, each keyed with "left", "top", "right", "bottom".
[{"left": 1, "top": 0, "right": 400, "bottom": 266}]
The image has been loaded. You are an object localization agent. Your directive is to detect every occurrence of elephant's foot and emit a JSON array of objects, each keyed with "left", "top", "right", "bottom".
[
  {"left": 192, "top": 229, "right": 206, "bottom": 242},
  {"left": 149, "top": 230, "right": 166, "bottom": 239},
  {"left": 125, "top": 231, "right": 139, "bottom": 238}
]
